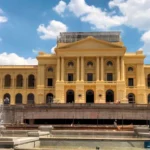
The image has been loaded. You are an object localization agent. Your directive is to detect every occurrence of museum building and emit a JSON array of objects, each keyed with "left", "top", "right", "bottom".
[{"left": 0, "top": 32, "right": 150, "bottom": 105}]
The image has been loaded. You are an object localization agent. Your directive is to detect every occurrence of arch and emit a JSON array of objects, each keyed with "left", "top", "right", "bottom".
[
  {"left": 16, "top": 74, "right": 23, "bottom": 87},
  {"left": 28, "top": 74, "right": 35, "bottom": 88},
  {"left": 46, "top": 93, "right": 53, "bottom": 104},
  {"left": 27, "top": 93, "right": 35, "bottom": 104},
  {"left": 148, "top": 94, "right": 150, "bottom": 104},
  {"left": 48, "top": 67, "right": 53, "bottom": 72},
  {"left": 128, "top": 67, "right": 134, "bottom": 72},
  {"left": 128, "top": 93, "right": 135, "bottom": 103},
  {"left": 106, "top": 90, "right": 114, "bottom": 102},
  {"left": 147, "top": 74, "right": 150, "bottom": 87},
  {"left": 107, "top": 61, "right": 113, "bottom": 66},
  {"left": 15, "top": 93, "right": 22, "bottom": 104},
  {"left": 87, "top": 61, "right": 93, "bottom": 67},
  {"left": 3, "top": 93, "right": 10, "bottom": 104},
  {"left": 4, "top": 74, "right": 11, "bottom": 87},
  {"left": 66, "top": 90, "right": 74, "bottom": 103},
  {"left": 86, "top": 90, "right": 94, "bottom": 103},
  {"left": 68, "top": 61, "right": 74, "bottom": 67}
]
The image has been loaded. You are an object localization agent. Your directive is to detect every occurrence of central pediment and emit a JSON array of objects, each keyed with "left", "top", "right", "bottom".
[{"left": 57, "top": 36, "right": 123, "bottom": 50}]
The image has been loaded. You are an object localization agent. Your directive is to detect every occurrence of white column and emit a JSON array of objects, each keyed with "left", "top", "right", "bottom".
[
  {"left": 96, "top": 57, "right": 100, "bottom": 81},
  {"left": 57, "top": 57, "right": 60, "bottom": 81},
  {"left": 77, "top": 57, "right": 80, "bottom": 81},
  {"left": 117, "top": 57, "right": 120, "bottom": 81},
  {"left": 81, "top": 57, "right": 84, "bottom": 81},
  {"left": 121, "top": 57, "right": 125, "bottom": 81},
  {"left": 101, "top": 57, "right": 104, "bottom": 81},
  {"left": 61, "top": 57, "right": 64, "bottom": 81}
]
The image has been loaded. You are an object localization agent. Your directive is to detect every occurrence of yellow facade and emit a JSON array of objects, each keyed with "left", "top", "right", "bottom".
[{"left": 0, "top": 32, "right": 150, "bottom": 105}]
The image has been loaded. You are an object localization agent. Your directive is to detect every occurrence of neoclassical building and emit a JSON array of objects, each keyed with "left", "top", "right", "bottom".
[{"left": 0, "top": 32, "right": 150, "bottom": 105}]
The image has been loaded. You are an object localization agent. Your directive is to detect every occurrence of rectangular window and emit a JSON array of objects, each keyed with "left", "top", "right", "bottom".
[
  {"left": 107, "top": 73, "right": 113, "bottom": 81},
  {"left": 128, "top": 78, "right": 134, "bottom": 86},
  {"left": 87, "top": 73, "right": 93, "bottom": 81},
  {"left": 47, "top": 78, "right": 53, "bottom": 86},
  {"left": 68, "top": 73, "right": 73, "bottom": 81}
]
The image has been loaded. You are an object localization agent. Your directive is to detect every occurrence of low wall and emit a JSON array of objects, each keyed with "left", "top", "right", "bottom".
[{"left": 3, "top": 104, "right": 150, "bottom": 124}]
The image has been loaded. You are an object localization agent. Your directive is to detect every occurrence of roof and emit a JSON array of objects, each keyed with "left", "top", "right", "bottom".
[{"left": 57, "top": 32, "right": 121, "bottom": 43}]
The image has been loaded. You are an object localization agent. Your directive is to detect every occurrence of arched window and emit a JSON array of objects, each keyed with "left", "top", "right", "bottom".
[
  {"left": 66, "top": 90, "right": 74, "bottom": 103},
  {"left": 27, "top": 93, "right": 34, "bottom": 104},
  {"left": 106, "top": 90, "right": 114, "bottom": 102},
  {"left": 3, "top": 93, "right": 10, "bottom": 104},
  {"left": 87, "top": 61, "right": 93, "bottom": 67},
  {"left": 28, "top": 74, "right": 35, "bottom": 88},
  {"left": 107, "top": 61, "right": 113, "bottom": 66},
  {"left": 15, "top": 93, "right": 22, "bottom": 104},
  {"left": 147, "top": 74, "right": 150, "bottom": 87},
  {"left": 46, "top": 93, "right": 53, "bottom": 104},
  {"left": 4, "top": 74, "right": 11, "bottom": 87},
  {"left": 68, "top": 61, "right": 74, "bottom": 67},
  {"left": 48, "top": 67, "right": 53, "bottom": 72},
  {"left": 128, "top": 93, "right": 135, "bottom": 104},
  {"left": 16, "top": 74, "right": 23, "bottom": 87},
  {"left": 148, "top": 94, "right": 150, "bottom": 104},
  {"left": 86, "top": 90, "right": 94, "bottom": 103},
  {"left": 128, "top": 67, "right": 134, "bottom": 72}
]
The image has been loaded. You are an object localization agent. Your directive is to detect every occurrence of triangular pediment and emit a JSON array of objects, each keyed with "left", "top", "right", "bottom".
[{"left": 57, "top": 36, "right": 123, "bottom": 50}]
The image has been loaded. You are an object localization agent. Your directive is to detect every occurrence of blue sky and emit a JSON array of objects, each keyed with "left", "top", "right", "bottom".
[{"left": 0, "top": 0, "right": 150, "bottom": 65}]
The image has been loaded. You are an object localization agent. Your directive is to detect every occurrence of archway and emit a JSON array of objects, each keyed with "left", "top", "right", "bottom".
[
  {"left": 27, "top": 93, "right": 34, "bottom": 104},
  {"left": 128, "top": 93, "right": 135, "bottom": 103},
  {"left": 66, "top": 90, "right": 74, "bottom": 103},
  {"left": 4, "top": 74, "right": 11, "bottom": 87},
  {"left": 3, "top": 93, "right": 10, "bottom": 104},
  {"left": 16, "top": 74, "right": 23, "bottom": 87},
  {"left": 106, "top": 90, "right": 114, "bottom": 102},
  {"left": 46, "top": 93, "right": 53, "bottom": 104},
  {"left": 15, "top": 93, "right": 22, "bottom": 104},
  {"left": 148, "top": 94, "right": 150, "bottom": 104},
  {"left": 86, "top": 90, "right": 94, "bottom": 103}
]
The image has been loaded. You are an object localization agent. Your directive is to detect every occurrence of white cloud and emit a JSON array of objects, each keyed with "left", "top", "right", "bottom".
[
  {"left": 67, "top": 0, "right": 126, "bottom": 30},
  {"left": 0, "top": 52, "right": 37, "bottom": 65},
  {"left": 37, "top": 20, "right": 67, "bottom": 40},
  {"left": 0, "top": 8, "right": 8, "bottom": 23},
  {"left": 51, "top": 45, "right": 57, "bottom": 53},
  {"left": 109, "top": 0, "right": 150, "bottom": 30},
  {"left": 141, "top": 30, "right": 150, "bottom": 56},
  {"left": 53, "top": 0, "right": 67, "bottom": 15}
]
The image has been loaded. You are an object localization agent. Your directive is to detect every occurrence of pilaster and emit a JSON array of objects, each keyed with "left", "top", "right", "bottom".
[
  {"left": 117, "top": 56, "right": 120, "bottom": 81},
  {"left": 121, "top": 57, "right": 125, "bottom": 81},
  {"left": 61, "top": 57, "right": 64, "bottom": 82},
  {"left": 77, "top": 57, "right": 80, "bottom": 81},
  {"left": 81, "top": 56, "right": 84, "bottom": 81},
  {"left": 57, "top": 57, "right": 60, "bottom": 81},
  {"left": 96, "top": 57, "right": 100, "bottom": 81},
  {"left": 101, "top": 57, "right": 104, "bottom": 81}
]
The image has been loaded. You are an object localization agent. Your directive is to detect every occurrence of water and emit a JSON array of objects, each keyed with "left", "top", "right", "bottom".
[{"left": 40, "top": 140, "right": 150, "bottom": 150}]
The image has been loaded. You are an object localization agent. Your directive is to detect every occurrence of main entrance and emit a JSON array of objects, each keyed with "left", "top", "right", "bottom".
[
  {"left": 106, "top": 90, "right": 114, "bottom": 102},
  {"left": 66, "top": 90, "right": 74, "bottom": 103},
  {"left": 86, "top": 90, "right": 94, "bottom": 103}
]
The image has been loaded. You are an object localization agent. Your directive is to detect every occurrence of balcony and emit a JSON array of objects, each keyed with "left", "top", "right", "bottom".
[
  {"left": 45, "top": 86, "right": 55, "bottom": 89},
  {"left": 126, "top": 86, "right": 137, "bottom": 89},
  {"left": 3, "top": 86, "right": 12, "bottom": 89},
  {"left": 64, "top": 81, "right": 76, "bottom": 85},
  {"left": 103, "top": 81, "right": 117, "bottom": 85},
  {"left": 84, "top": 81, "right": 96, "bottom": 84}
]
